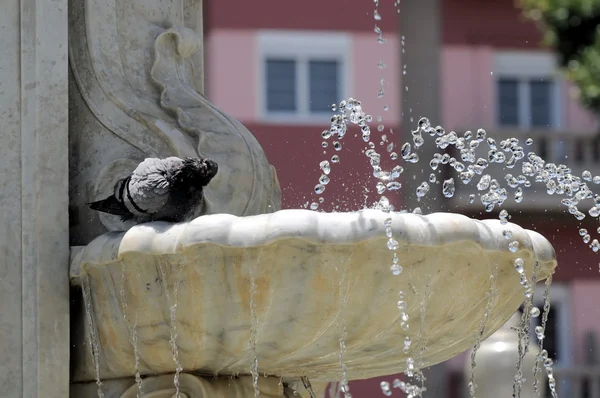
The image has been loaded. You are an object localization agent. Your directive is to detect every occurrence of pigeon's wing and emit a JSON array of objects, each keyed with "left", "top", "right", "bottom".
[{"left": 126, "top": 157, "right": 182, "bottom": 214}]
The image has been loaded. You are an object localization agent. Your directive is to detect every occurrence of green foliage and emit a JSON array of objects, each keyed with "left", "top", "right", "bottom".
[{"left": 519, "top": 0, "right": 600, "bottom": 113}]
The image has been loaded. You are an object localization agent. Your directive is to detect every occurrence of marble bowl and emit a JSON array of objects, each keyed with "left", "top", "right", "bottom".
[{"left": 71, "top": 209, "right": 557, "bottom": 383}]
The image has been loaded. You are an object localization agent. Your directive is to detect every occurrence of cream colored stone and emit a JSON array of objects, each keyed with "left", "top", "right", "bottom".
[{"left": 71, "top": 209, "right": 557, "bottom": 384}]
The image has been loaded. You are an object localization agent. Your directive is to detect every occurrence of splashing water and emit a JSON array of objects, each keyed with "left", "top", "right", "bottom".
[
  {"left": 309, "top": 98, "right": 576, "bottom": 396},
  {"left": 467, "top": 261, "right": 499, "bottom": 398},
  {"left": 249, "top": 257, "right": 260, "bottom": 397},
  {"left": 158, "top": 259, "right": 184, "bottom": 398},
  {"left": 82, "top": 274, "right": 105, "bottom": 398}
]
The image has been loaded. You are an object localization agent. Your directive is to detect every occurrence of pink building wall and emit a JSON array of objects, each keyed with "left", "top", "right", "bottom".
[
  {"left": 441, "top": 46, "right": 597, "bottom": 133},
  {"left": 205, "top": 29, "right": 400, "bottom": 126},
  {"left": 205, "top": 29, "right": 257, "bottom": 121},
  {"left": 441, "top": 46, "right": 494, "bottom": 131},
  {"left": 571, "top": 281, "right": 600, "bottom": 364},
  {"left": 351, "top": 34, "right": 400, "bottom": 126}
]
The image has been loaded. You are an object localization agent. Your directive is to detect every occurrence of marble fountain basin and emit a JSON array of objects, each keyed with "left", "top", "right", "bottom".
[{"left": 71, "top": 209, "right": 557, "bottom": 383}]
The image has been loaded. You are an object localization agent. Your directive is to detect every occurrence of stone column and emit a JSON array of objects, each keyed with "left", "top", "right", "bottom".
[
  {"left": 399, "top": 1, "right": 449, "bottom": 397},
  {"left": 0, "top": 0, "right": 70, "bottom": 397}
]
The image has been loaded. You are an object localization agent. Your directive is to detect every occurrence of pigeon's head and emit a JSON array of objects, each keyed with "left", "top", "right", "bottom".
[{"left": 182, "top": 157, "right": 219, "bottom": 188}]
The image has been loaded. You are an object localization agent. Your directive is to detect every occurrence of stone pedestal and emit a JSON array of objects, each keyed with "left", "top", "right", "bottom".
[{"left": 0, "top": 0, "right": 70, "bottom": 397}]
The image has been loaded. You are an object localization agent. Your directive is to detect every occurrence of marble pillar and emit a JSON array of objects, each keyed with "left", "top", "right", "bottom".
[{"left": 0, "top": 0, "right": 70, "bottom": 397}]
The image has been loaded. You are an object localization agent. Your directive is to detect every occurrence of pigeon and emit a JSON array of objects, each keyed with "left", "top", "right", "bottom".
[{"left": 89, "top": 156, "right": 218, "bottom": 224}]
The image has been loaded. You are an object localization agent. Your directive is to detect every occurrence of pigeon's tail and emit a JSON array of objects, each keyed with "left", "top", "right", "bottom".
[{"left": 88, "top": 195, "right": 134, "bottom": 221}]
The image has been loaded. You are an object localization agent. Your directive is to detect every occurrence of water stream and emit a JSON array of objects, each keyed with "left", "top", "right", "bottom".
[
  {"left": 81, "top": 274, "right": 105, "bottom": 398},
  {"left": 467, "top": 260, "right": 499, "bottom": 397},
  {"left": 336, "top": 258, "right": 352, "bottom": 398},
  {"left": 119, "top": 263, "right": 143, "bottom": 397},
  {"left": 248, "top": 252, "right": 260, "bottom": 397},
  {"left": 158, "top": 259, "right": 185, "bottom": 398},
  {"left": 534, "top": 276, "right": 558, "bottom": 397}
]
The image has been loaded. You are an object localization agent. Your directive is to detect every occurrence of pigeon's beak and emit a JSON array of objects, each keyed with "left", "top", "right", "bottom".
[{"left": 203, "top": 159, "right": 218, "bottom": 180}]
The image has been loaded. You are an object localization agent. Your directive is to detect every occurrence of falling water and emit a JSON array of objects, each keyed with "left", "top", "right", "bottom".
[
  {"left": 533, "top": 276, "right": 557, "bottom": 398},
  {"left": 336, "top": 256, "right": 353, "bottom": 398},
  {"left": 248, "top": 258, "right": 260, "bottom": 397},
  {"left": 120, "top": 263, "right": 143, "bottom": 397},
  {"left": 467, "top": 261, "right": 499, "bottom": 398},
  {"left": 81, "top": 274, "right": 105, "bottom": 398},
  {"left": 158, "top": 259, "right": 184, "bottom": 398},
  {"left": 513, "top": 259, "right": 539, "bottom": 398},
  {"left": 131, "top": 317, "right": 143, "bottom": 397}
]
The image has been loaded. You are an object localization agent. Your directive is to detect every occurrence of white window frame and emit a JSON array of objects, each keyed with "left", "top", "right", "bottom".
[
  {"left": 530, "top": 282, "right": 572, "bottom": 368},
  {"left": 257, "top": 30, "right": 353, "bottom": 124},
  {"left": 493, "top": 51, "right": 562, "bottom": 130}
]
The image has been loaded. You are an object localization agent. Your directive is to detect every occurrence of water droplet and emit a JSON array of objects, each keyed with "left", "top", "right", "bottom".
[
  {"left": 535, "top": 326, "right": 545, "bottom": 340},
  {"left": 509, "top": 241, "right": 520, "bottom": 253},
  {"left": 530, "top": 307, "right": 541, "bottom": 317},
  {"left": 583, "top": 170, "right": 593, "bottom": 181},
  {"left": 390, "top": 264, "right": 403, "bottom": 275},
  {"left": 331, "top": 155, "right": 340, "bottom": 163},
  {"left": 416, "top": 182, "right": 430, "bottom": 198},
  {"left": 321, "top": 130, "right": 332, "bottom": 139},
  {"left": 387, "top": 238, "right": 399, "bottom": 250},
  {"left": 526, "top": 138, "right": 533, "bottom": 145},
  {"left": 443, "top": 178, "right": 456, "bottom": 198},
  {"left": 503, "top": 230, "right": 513, "bottom": 239},
  {"left": 319, "top": 160, "right": 331, "bottom": 175},
  {"left": 391, "top": 165, "right": 404, "bottom": 179},
  {"left": 310, "top": 202, "right": 318, "bottom": 210},
  {"left": 315, "top": 184, "right": 325, "bottom": 194},
  {"left": 387, "top": 181, "right": 402, "bottom": 191},
  {"left": 373, "top": 9, "right": 382, "bottom": 20},
  {"left": 514, "top": 257, "right": 524, "bottom": 273},
  {"left": 468, "top": 194, "right": 475, "bottom": 204},
  {"left": 401, "top": 143, "right": 411, "bottom": 159},
  {"left": 380, "top": 381, "right": 391, "bottom": 396},
  {"left": 477, "top": 175, "right": 491, "bottom": 191},
  {"left": 333, "top": 141, "right": 342, "bottom": 151},
  {"left": 319, "top": 174, "right": 330, "bottom": 185}
]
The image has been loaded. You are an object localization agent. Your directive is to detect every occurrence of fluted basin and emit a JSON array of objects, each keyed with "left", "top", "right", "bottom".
[{"left": 70, "top": 209, "right": 557, "bottom": 383}]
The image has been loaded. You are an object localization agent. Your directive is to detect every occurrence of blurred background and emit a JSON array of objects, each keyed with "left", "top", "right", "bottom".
[{"left": 203, "top": 0, "right": 600, "bottom": 397}]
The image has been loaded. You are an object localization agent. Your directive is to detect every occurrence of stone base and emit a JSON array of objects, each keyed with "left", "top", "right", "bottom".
[{"left": 71, "top": 374, "right": 300, "bottom": 397}]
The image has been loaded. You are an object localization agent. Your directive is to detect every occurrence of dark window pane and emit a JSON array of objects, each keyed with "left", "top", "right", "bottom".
[
  {"left": 309, "top": 60, "right": 339, "bottom": 113},
  {"left": 497, "top": 78, "right": 520, "bottom": 126},
  {"left": 530, "top": 80, "right": 552, "bottom": 128},
  {"left": 266, "top": 59, "right": 296, "bottom": 112}
]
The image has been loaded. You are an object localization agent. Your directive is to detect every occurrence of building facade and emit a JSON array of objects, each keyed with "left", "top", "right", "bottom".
[{"left": 204, "top": 0, "right": 600, "bottom": 396}]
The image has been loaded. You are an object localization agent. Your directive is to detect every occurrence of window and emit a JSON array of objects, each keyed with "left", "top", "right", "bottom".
[
  {"left": 258, "top": 31, "right": 351, "bottom": 123},
  {"left": 494, "top": 52, "right": 562, "bottom": 129},
  {"left": 265, "top": 59, "right": 297, "bottom": 112}
]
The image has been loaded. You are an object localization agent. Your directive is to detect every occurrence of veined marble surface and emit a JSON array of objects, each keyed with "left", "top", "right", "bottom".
[{"left": 71, "top": 209, "right": 557, "bottom": 383}]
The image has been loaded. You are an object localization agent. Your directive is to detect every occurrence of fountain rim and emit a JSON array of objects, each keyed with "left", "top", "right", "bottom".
[{"left": 70, "top": 208, "right": 557, "bottom": 284}]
